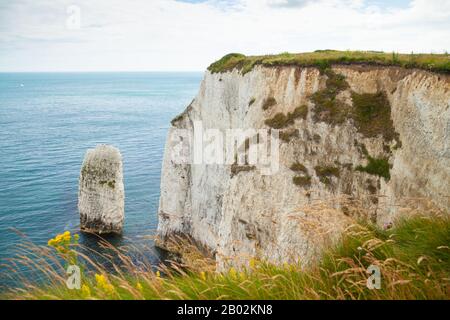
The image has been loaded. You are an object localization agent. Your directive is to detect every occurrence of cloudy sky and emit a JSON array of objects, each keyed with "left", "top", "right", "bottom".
[{"left": 0, "top": 0, "right": 449, "bottom": 71}]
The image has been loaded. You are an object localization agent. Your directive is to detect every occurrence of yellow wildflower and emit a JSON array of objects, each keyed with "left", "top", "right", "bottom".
[
  {"left": 156, "top": 271, "right": 161, "bottom": 278},
  {"left": 249, "top": 258, "right": 257, "bottom": 269},
  {"left": 56, "top": 233, "right": 63, "bottom": 242},
  {"left": 81, "top": 284, "right": 91, "bottom": 297},
  {"left": 229, "top": 267, "right": 237, "bottom": 279},
  {"left": 136, "top": 282, "right": 143, "bottom": 292},
  {"left": 62, "top": 231, "right": 71, "bottom": 242},
  {"left": 47, "top": 231, "right": 78, "bottom": 265},
  {"left": 95, "top": 274, "right": 114, "bottom": 294},
  {"left": 200, "top": 271, "right": 207, "bottom": 281},
  {"left": 95, "top": 273, "right": 105, "bottom": 284}
]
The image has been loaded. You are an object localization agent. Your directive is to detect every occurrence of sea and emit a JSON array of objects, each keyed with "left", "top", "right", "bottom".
[{"left": 0, "top": 72, "right": 203, "bottom": 287}]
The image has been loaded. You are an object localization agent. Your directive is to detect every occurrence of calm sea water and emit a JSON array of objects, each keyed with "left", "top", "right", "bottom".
[{"left": 0, "top": 72, "right": 203, "bottom": 286}]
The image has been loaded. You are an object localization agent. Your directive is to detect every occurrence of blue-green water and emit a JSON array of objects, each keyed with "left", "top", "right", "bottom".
[{"left": 0, "top": 72, "right": 202, "bottom": 285}]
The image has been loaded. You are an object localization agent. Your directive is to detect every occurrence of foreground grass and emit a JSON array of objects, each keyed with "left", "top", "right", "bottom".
[
  {"left": 207, "top": 50, "right": 450, "bottom": 74},
  {"left": 2, "top": 212, "right": 449, "bottom": 300}
]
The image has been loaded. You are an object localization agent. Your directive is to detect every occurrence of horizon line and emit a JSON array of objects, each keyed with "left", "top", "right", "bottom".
[{"left": 0, "top": 70, "right": 205, "bottom": 73}]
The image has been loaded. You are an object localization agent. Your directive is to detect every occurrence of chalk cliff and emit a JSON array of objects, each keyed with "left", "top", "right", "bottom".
[
  {"left": 157, "top": 62, "right": 450, "bottom": 268},
  {"left": 79, "top": 145, "right": 125, "bottom": 234}
]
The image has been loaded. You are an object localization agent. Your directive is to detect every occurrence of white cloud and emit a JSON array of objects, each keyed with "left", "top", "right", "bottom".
[{"left": 0, "top": 0, "right": 448, "bottom": 71}]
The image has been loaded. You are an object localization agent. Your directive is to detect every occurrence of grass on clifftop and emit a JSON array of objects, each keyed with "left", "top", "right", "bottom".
[
  {"left": 207, "top": 50, "right": 450, "bottom": 74},
  {"left": 2, "top": 208, "right": 449, "bottom": 300}
]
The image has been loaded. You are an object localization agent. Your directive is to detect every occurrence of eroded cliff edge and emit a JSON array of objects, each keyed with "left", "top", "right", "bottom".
[{"left": 157, "top": 63, "right": 450, "bottom": 268}]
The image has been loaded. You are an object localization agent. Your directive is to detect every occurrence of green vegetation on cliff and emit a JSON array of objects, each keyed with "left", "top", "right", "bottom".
[
  {"left": 311, "top": 69, "right": 350, "bottom": 125},
  {"left": 314, "top": 165, "right": 340, "bottom": 185},
  {"left": 208, "top": 50, "right": 450, "bottom": 74},
  {"left": 356, "top": 156, "right": 391, "bottom": 180},
  {"left": 351, "top": 92, "right": 398, "bottom": 142},
  {"left": 264, "top": 105, "right": 308, "bottom": 129}
]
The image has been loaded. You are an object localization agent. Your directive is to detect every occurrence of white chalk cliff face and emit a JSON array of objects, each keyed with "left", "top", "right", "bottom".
[
  {"left": 79, "top": 145, "right": 125, "bottom": 234},
  {"left": 157, "top": 65, "right": 450, "bottom": 268}
]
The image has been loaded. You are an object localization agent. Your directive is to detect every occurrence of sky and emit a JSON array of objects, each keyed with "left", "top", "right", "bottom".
[{"left": 0, "top": 0, "right": 449, "bottom": 72}]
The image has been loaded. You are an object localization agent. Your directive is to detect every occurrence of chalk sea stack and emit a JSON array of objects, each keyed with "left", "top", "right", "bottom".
[{"left": 78, "top": 145, "right": 125, "bottom": 234}]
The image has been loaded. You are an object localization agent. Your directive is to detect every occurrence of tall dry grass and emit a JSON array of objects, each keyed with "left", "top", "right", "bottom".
[{"left": 1, "top": 202, "right": 449, "bottom": 300}]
